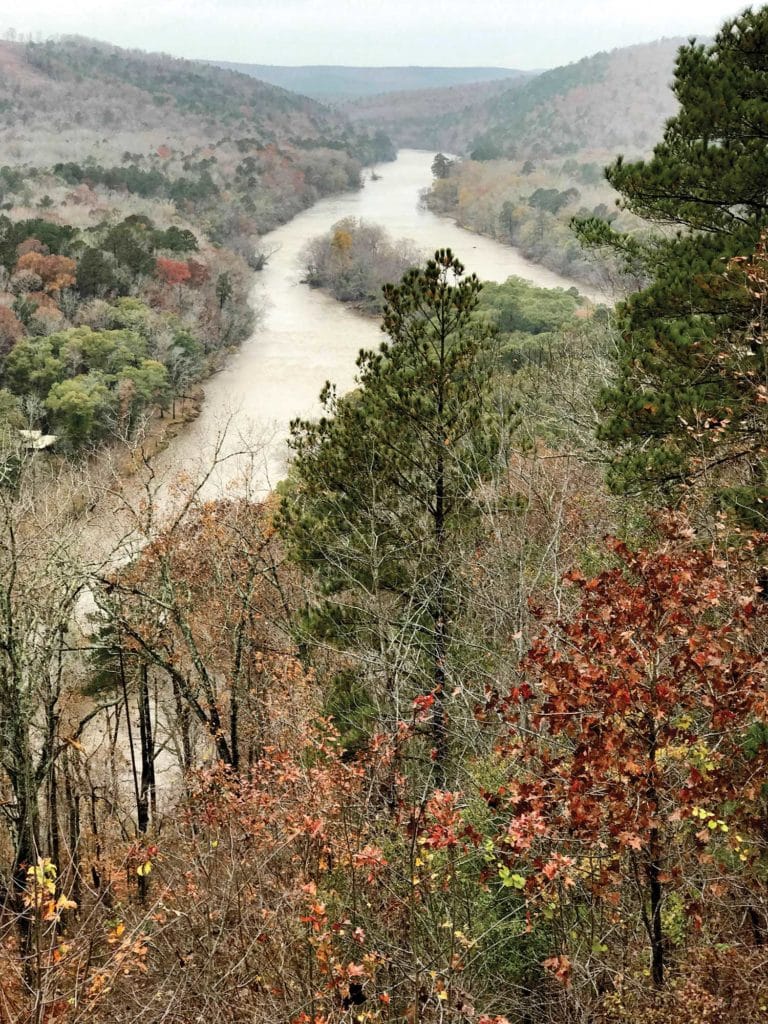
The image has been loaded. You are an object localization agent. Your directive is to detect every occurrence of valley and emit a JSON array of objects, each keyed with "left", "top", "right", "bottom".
[{"left": 1, "top": 10, "right": 766, "bottom": 1024}]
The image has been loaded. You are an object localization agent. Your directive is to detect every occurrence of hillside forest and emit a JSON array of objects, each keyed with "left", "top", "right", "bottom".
[
  {"left": 0, "top": 35, "right": 394, "bottom": 449},
  {"left": 1, "top": 9, "right": 768, "bottom": 1024}
]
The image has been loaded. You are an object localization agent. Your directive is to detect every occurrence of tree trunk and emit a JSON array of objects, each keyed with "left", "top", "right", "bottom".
[
  {"left": 172, "top": 672, "right": 193, "bottom": 776},
  {"left": 645, "top": 713, "right": 664, "bottom": 987},
  {"left": 431, "top": 320, "right": 449, "bottom": 788},
  {"left": 11, "top": 764, "right": 40, "bottom": 954},
  {"left": 62, "top": 749, "right": 81, "bottom": 916},
  {"left": 137, "top": 664, "right": 155, "bottom": 835},
  {"left": 647, "top": 834, "right": 664, "bottom": 987},
  {"left": 117, "top": 647, "right": 142, "bottom": 836},
  {"left": 432, "top": 444, "right": 448, "bottom": 788}
]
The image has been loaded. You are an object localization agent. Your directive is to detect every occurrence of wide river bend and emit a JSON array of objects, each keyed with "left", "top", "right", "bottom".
[{"left": 154, "top": 149, "right": 607, "bottom": 499}]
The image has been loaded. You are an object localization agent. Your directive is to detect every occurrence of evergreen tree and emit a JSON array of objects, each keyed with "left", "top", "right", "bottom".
[
  {"left": 75, "top": 247, "right": 117, "bottom": 297},
  {"left": 282, "top": 250, "right": 500, "bottom": 782},
  {"left": 431, "top": 153, "right": 453, "bottom": 180},
  {"left": 215, "top": 272, "right": 232, "bottom": 309},
  {"left": 576, "top": 9, "right": 768, "bottom": 519}
]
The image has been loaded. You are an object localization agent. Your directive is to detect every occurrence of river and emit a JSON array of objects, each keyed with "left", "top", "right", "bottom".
[{"left": 153, "top": 148, "right": 607, "bottom": 501}]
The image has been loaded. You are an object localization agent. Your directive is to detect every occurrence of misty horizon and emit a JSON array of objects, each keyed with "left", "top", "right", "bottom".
[{"left": 2, "top": 0, "right": 747, "bottom": 69}]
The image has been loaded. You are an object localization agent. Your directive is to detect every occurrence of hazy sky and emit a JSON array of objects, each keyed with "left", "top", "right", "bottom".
[{"left": 4, "top": 0, "right": 751, "bottom": 68}]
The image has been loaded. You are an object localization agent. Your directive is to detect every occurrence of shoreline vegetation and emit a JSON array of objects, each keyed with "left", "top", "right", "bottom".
[
  {"left": 300, "top": 216, "right": 599, "bottom": 372},
  {"left": 301, "top": 216, "right": 423, "bottom": 315},
  {"left": 423, "top": 153, "right": 637, "bottom": 292}
]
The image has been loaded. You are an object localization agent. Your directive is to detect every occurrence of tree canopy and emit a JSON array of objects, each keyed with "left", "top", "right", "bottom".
[{"left": 576, "top": 9, "right": 768, "bottom": 518}]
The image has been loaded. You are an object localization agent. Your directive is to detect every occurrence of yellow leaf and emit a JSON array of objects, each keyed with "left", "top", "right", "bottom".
[{"left": 137, "top": 861, "right": 153, "bottom": 877}]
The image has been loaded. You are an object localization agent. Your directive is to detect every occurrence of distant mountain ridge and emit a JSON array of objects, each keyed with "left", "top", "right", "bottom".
[{"left": 210, "top": 63, "right": 532, "bottom": 101}]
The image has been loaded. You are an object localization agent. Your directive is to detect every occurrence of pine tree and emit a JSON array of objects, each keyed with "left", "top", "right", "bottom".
[
  {"left": 575, "top": 9, "right": 768, "bottom": 519},
  {"left": 282, "top": 250, "right": 500, "bottom": 782},
  {"left": 431, "top": 153, "right": 453, "bottom": 180}
]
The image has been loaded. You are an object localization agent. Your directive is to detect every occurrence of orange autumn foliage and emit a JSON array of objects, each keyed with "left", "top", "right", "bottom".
[
  {"left": 16, "top": 251, "right": 76, "bottom": 293},
  {"left": 154, "top": 257, "right": 192, "bottom": 287}
]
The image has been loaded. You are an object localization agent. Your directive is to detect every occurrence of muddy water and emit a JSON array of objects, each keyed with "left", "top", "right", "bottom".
[{"left": 153, "top": 148, "right": 605, "bottom": 499}]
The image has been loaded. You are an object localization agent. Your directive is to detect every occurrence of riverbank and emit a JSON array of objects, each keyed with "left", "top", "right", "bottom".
[
  {"left": 423, "top": 154, "right": 629, "bottom": 294},
  {"left": 440, "top": 207, "right": 618, "bottom": 297}
]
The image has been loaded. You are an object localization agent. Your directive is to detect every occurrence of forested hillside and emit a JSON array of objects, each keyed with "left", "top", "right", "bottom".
[
  {"left": 344, "top": 39, "right": 682, "bottom": 157},
  {"left": 0, "top": 36, "right": 394, "bottom": 450},
  {"left": 0, "top": 37, "right": 394, "bottom": 225},
  {"left": 340, "top": 78, "right": 523, "bottom": 151},
  {"left": 470, "top": 38, "right": 683, "bottom": 159}
]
